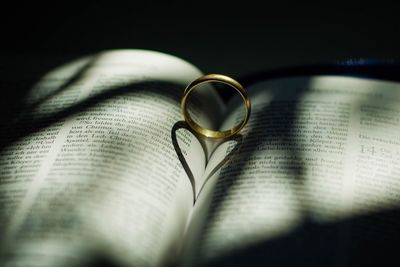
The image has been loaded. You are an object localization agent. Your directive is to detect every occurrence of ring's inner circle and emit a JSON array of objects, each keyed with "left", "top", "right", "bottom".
[{"left": 185, "top": 81, "right": 247, "bottom": 132}]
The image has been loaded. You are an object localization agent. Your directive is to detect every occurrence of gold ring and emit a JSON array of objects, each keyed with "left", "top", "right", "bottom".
[{"left": 181, "top": 74, "right": 251, "bottom": 139}]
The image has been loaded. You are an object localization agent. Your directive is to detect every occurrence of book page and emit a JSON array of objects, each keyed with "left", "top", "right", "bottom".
[
  {"left": 0, "top": 50, "right": 224, "bottom": 267},
  {"left": 184, "top": 76, "right": 400, "bottom": 266}
]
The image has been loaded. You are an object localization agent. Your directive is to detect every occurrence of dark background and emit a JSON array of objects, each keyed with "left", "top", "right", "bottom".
[{"left": 1, "top": 2, "right": 399, "bottom": 78}]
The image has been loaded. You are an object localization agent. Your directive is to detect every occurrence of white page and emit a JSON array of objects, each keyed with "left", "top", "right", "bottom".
[
  {"left": 185, "top": 76, "right": 400, "bottom": 265},
  {"left": 0, "top": 50, "right": 224, "bottom": 267}
]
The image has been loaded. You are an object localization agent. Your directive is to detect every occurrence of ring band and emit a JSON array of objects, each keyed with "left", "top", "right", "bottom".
[{"left": 181, "top": 74, "right": 251, "bottom": 139}]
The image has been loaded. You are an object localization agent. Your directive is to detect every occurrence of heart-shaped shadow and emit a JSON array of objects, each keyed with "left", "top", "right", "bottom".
[{"left": 171, "top": 121, "right": 242, "bottom": 204}]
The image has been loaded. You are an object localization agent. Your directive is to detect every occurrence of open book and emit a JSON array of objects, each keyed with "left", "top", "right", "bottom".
[{"left": 1, "top": 50, "right": 399, "bottom": 267}]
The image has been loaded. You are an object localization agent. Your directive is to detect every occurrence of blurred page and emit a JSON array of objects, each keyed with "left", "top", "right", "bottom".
[
  {"left": 184, "top": 76, "right": 400, "bottom": 266},
  {"left": 0, "top": 50, "right": 224, "bottom": 267}
]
